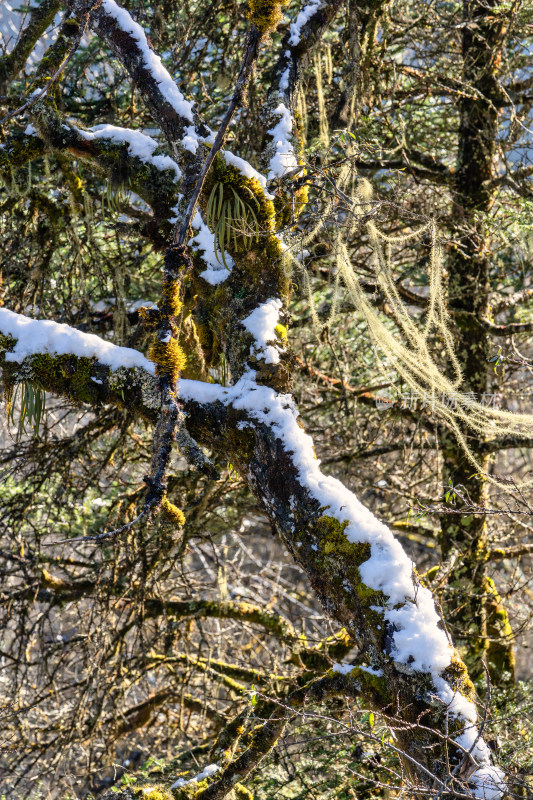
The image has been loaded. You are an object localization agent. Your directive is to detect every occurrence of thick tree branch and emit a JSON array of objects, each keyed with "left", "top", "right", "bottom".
[
  {"left": 68, "top": 0, "right": 204, "bottom": 152},
  {"left": 0, "top": 311, "right": 498, "bottom": 794},
  {"left": 488, "top": 543, "right": 533, "bottom": 561}
]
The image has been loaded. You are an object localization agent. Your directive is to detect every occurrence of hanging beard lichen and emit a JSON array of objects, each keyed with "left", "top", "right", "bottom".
[
  {"left": 288, "top": 163, "right": 533, "bottom": 489},
  {"left": 314, "top": 50, "right": 330, "bottom": 150}
]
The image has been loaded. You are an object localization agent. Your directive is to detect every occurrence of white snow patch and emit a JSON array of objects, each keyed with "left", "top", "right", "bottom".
[
  {"left": 128, "top": 299, "right": 158, "bottom": 312},
  {"left": 242, "top": 298, "right": 283, "bottom": 364},
  {"left": 183, "top": 125, "right": 200, "bottom": 153},
  {"left": 279, "top": 51, "right": 292, "bottom": 92},
  {"left": 77, "top": 124, "right": 181, "bottom": 180},
  {"left": 359, "top": 665, "right": 384, "bottom": 676},
  {"left": 333, "top": 662, "right": 383, "bottom": 677},
  {"left": 332, "top": 662, "right": 354, "bottom": 675},
  {"left": 289, "top": 0, "right": 323, "bottom": 46},
  {"left": 279, "top": 67, "right": 290, "bottom": 92},
  {"left": 268, "top": 104, "right": 299, "bottom": 180},
  {"left": 469, "top": 767, "right": 506, "bottom": 800},
  {"left": 170, "top": 764, "right": 219, "bottom": 790},
  {"left": 189, "top": 209, "right": 234, "bottom": 286},
  {"left": 0, "top": 307, "right": 155, "bottom": 374}
]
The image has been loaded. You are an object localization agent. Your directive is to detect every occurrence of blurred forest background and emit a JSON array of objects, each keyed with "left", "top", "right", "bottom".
[{"left": 0, "top": 0, "right": 532, "bottom": 798}]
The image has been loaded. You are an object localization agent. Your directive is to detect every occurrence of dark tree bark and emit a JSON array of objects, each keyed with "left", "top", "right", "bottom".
[{"left": 440, "top": 0, "right": 515, "bottom": 683}]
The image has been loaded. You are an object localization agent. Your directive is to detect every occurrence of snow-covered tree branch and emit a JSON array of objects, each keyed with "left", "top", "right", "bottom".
[{"left": 2, "top": 0, "right": 531, "bottom": 797}]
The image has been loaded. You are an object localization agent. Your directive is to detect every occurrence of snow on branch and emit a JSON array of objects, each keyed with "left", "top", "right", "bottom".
[
  {"left": 179, "top": 294, "right": 505, "bottom": 799},
  {"left": 0, "top": 307, "right": 155, "bottom": 374},
  {"left": 290, "top": 0, "right": 323, "bottom": 44},
  {"left": 77, "top": 123, "right": 182, "bottom": 180},
  {"left": 267, "top": 102, "right": 299, "bottom": 180},
  {"left": 266, "top": 0, "right": 343, "bottom": 181},
  {"left": 69, "top": 0, "right": 198, "bottom": 151},
  {"left": 100, "top": 0, "right": 195, "bottom": 127},
  {"left": 0, "top": 304, "right": 505, "bottom": 798}
]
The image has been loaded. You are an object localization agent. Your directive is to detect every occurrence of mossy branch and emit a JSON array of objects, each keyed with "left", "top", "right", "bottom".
[{"left": 0, "top": 0, "right": 62, "bottom": 91}]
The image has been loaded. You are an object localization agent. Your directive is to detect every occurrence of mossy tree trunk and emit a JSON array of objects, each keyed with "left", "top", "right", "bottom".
[{"left": 440, "top": 0, "right": 514, "bottom": 685}]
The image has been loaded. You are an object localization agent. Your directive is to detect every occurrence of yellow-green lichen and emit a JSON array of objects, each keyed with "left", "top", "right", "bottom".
[
  {"left": 442, "top": 651, "right": 476, "bottom": 703},
  {"left": 234, "top": 783, "right": 254, "bottom": 800},
  {"left": 149, "top": 337, "right": 187, "bottom": 383},
  {"left": 274, "top": 184, "right": 308, "bottom": 228},
  {"left": 162, "top": 278, "right": 183, "bottom": 318},
  {"left": 137, "top": 787, "right": 173, "bottom": 800},
  {"left": 29, "top": 352, "right": 97, "bottom": 405},
  {"left": 424, "top": 565, "right": 440, "bottom": 583},
  {"left": 247, "top": 0, "right": 284, "bottom": 36},
  {"left": 311, "top": 515, "right": 389, "bottom": 608},
  {"left": 181, "top": 313, "right": 208, "bottom": 381},
  {"left": 316, "top": 515, "right": 369, "bottom": 560},
  {"left": 161, "top": 497, "right": 186, "bottom": 527},
  {"left": 274, "top": 323, "right": 288, "bottom": 341},
  {"left": 484, "top": 576, "right": 515, "bottom": 678}
]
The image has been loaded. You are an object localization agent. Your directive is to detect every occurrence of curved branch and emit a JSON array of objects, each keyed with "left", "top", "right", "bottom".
[
  {"left": 480, "top": 316, "right": 533, "bottom": 336},
  {"left": 0, "top": 310, "right": 502, "bottom": 795},
  {"left": 68, "top": 0, "right": 204, "bottom": 151},
  {"left": 488, "top": 543, "right": 533, "bottom": 560}
]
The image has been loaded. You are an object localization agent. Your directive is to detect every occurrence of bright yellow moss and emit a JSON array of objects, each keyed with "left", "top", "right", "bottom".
[
  {"left": 295, "top": 184, "right": 309, "bottom": 213},
  {"left": 162, "top": 497, "right": 186, "bottom": 527},
  {"left": 138, "top": 788, "right": 173, "bottom": 800},
  {"left": 162, "top": 278, "right": 183, "bottom": 317},
  {"left": 247, "top": 0, "right": 284, "bottom": 35},
  {"left": 149, "top": 337, "right": 187, "bottom": 383},
  {"left": 234, "top": 784, "right": 254, "bottom": 800},
  {"left": 442, "top": 651, "right": 476, "bottom": 703},
  {"left": 41, "top": 568, "right": 65, "bottom": 590}
]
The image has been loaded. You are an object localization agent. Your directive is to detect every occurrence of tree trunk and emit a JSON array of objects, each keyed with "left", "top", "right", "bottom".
[{"left": 440, "top": 0, "right": 514, "bottom": 684}]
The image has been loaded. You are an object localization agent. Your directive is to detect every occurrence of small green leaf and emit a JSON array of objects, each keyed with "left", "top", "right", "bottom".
[{"left": 249, "top": 684, "right": 257, "bottom": 706}]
